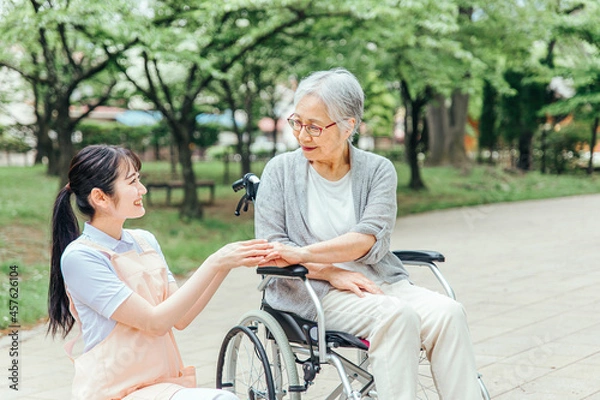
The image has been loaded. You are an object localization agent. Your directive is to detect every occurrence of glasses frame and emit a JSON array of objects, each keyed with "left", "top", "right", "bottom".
[{"left": 287, "top": 114, "right": 337, "bottom": 137}]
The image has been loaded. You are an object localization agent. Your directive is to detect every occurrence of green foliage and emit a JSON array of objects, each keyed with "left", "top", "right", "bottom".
[
  {"left": 0, "top": 132, "right": 32, "bottom": 153},
  {"left": 537, "top": 121, "right": 589, "bottom": 174},
  {"left": 374, "top": 146, "right": 405, "bottom": 162},
  {"left": 205, "top": 145, "right": 236, "bottom": 161},
  {"left": 192, "top": 122, "right": 220, "bottom": 149},
  {"left": 363, "top": 71, "right": 397, "bottom": 137},
  {"left": 0, "top": 263, "right": 48, "bottom": 330},
  {"left": 76, "top": 121, "right": 154, "bottom": 151}
]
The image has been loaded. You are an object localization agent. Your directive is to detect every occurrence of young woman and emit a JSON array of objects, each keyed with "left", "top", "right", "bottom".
[{"left": 48, "top": 145, "right": 274, "bottom": 400}]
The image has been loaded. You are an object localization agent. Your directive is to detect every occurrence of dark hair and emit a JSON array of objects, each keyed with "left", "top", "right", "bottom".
[{"left": 47, "top": 145, "right": 141, "bottom": 338}]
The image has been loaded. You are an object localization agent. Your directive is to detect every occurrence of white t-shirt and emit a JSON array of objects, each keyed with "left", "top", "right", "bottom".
[
  {"left": 61, "top": 223, "right": 175, "bottom": 352},
  {"left": 306, "top": 164, "right": 356, "bottom": 241},
  {"left": 306, "top": 164, "right": 384, "bottom": 284}
]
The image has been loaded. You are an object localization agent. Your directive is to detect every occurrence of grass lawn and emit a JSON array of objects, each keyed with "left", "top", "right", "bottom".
[{"left": 1, "top": 159, "right": 599, "bottom": 330}]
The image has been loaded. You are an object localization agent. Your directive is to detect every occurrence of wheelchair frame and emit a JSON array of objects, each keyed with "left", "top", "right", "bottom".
[{"left": 216, "top": 173, "right": 491, "bottom": 400}]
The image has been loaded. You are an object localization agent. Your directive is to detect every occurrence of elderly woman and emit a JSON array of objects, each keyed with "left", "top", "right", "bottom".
[{"left": 255, "top": 68, "right": 481, "bottom": 399}]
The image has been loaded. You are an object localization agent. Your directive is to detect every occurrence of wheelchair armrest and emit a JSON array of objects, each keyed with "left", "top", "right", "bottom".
[
  {"left": 257, "top": 265, "right": 308, "bottom": 279},
  {"left": 393, "top": 250, "right": 445, "bottom": 263}
]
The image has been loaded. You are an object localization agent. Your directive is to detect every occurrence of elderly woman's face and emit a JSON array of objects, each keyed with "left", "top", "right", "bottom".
[{"left": 292, "top": 94, "right": 353, "bottom": 164}]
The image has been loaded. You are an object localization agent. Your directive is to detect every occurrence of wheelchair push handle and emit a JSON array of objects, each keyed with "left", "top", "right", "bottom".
[{"left": 232, "top": 173, "right": 260, "bottom": 216}]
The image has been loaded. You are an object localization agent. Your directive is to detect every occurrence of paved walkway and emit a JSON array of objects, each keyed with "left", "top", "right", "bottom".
[{"left": 2, "top": 194, "right": 600, "bottom": 399}]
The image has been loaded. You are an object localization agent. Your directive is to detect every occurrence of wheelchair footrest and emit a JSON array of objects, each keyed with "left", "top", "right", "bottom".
[{"left": 262, "top": 302, "right": 369, "bottom": 351}]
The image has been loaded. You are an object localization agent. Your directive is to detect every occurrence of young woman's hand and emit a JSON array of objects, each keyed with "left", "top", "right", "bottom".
[
  {"left": 259, "top": 242, "right": 307, "bottom": 267},
  {"left": 208, "top": 239, "right": 275, "bottom": 270}
]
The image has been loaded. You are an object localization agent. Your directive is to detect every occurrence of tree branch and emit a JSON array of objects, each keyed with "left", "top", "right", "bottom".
[
  {"left": 29, "top": 0, "right": 41, "bottom": 13},
  {"left": 181, "top": 64, "right": 198, "bottom": 119},
  {"left": 38, "top": 27, "right": 58, "bottom": 86},
  {"left": 193, "top": 11, "right": 306, "bottom": 100},
  {"left": 58, "top": 22, "right": 81, "bottom": 75},
  {"left": 65, "top": 38, "right": 138, "bottom": 96},
  {"left": 152, "top": 58, "right": 174, "bottom": 110},
  {"left": 0, "top": 61, "right": 38, "bottom": 82},
  {"left": 141, "top": 51, "right": 162, "bottom": 109},
  {"left": 69, "top": 80, "right": 117, "bottom": 128}
]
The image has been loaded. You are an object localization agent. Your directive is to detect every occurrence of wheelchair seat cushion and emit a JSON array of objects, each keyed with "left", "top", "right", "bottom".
[{"left": 262, "top": 302, "right": 369, "bottom": 351}]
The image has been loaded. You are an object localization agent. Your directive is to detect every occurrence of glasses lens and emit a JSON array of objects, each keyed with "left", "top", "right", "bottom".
[
  {"left": 306, "top": 125, "right": 321, "bottom": 136},
  {"left": 288, "top": 119, "right": 300, "bottom": 130}
]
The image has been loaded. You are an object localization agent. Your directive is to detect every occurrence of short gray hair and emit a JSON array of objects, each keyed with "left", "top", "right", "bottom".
[{"left": 294, "top": 68, "right": 364, "bottom": 135}]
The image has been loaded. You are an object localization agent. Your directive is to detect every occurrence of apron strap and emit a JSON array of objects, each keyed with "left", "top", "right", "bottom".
[
  {"left": 64, "top": 289, "right": 83, "bottom": 362},
  {"left": 125, "top": 229, "right": 156, "bottom": 254},
  {"left": 78, "top": 239, "right": 118, "bottom": 257}
]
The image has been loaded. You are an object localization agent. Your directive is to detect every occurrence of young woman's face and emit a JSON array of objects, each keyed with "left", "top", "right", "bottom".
[
  {"left": 292, "top": 94, "right": 353, "bottom": 164},
  {"left": 108, "top": 160, "right": 147, "bottom": 220}
]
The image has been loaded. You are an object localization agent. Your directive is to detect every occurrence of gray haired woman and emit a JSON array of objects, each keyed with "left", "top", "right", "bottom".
[{"left": 256, "top": 68, "right": 481, "bottom": 399}]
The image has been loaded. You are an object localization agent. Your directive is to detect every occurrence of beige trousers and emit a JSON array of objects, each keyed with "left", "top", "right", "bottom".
[{"left": 321, "top": 280, "right": 481, "bottom": 400}]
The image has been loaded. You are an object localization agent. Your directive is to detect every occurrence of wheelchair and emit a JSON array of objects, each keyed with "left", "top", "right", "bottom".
[{"left": 216, "top": 173, "right": 491, "bottom": 400}]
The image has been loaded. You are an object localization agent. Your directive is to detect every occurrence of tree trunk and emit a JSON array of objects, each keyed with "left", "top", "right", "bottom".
[
  {"left": 34, "top": 121, "right": 51, "bottom": 165},
  {"left": 587, "top": 117, "right": 599, "bottom": 175},
  {"left": 271, "top": 122, "right": 278, "bottom": 159},
  {"left": 54, "top": 104, "right": 75, "bottom": 186},
  {"left": 240, "top": 90, "right": 254, "bottom": 176},
  {"left": 517, "top": 130, "right": 534, "bottom": 171},
  {"left": 175, "top": 123, "right": 201, "bottom": 219},
  {"left": 239, "top": 129, "right": 252, "bottom": 176},
  {"left": 448, "top": 92, "right": 469, "bottom": 166},
  {"left": 400, "top": 80, "right": 427, "bottom": 190},
  {"left": 478, "top": 80, "right": 498, "bottom": 163},
  {"left": 169, "top": 141, "right": 177, "bottom": 175},
  {"left": 407, "top": 104, "right": 426, "bottom": 190},
  {"left": 426, "top": 91, "right": 469, "bottom": 167},
  {"left": 426, "top": 94, "right": 447, "bottom": 165}
]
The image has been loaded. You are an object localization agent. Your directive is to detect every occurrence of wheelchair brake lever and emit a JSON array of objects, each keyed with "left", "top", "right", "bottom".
[
  {"left": 301, "top": 324, "right": 320, "bottom": 385},
  {"left": 234, "top": 194, "right": 248, "bottom": 216}
]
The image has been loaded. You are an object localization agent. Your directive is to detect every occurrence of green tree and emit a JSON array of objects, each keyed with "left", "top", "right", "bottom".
[
  {"left": 0, "top": 0, "right": 137, "bottom": 184},
  {"left": 541, "top": 0, "right": 600, "bottom": 174},
  {"left": 362, "top": 0, "right": 467, "bottom": 189},
  {"left": 495, "top": 0, "right": 589, "bottom": 171},
  {"left": 116, "top": 1, "right": 318, "bottom": 218}
]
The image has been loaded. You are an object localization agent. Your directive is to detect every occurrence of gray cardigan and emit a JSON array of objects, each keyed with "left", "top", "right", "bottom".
[{"left": 255, "top": 145, "right": 409, "bottom": 320}]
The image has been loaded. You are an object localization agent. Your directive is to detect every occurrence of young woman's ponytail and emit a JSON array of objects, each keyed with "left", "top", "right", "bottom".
[{"left": 47, "top": 185, "right": 79, "bottom": 338}]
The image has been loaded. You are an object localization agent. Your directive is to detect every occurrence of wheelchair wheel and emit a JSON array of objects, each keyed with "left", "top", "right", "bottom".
[
  {"left": 416, "top": 350, "right": 437, "bottom": 399},
  {"left": 217, "top": 325, "right": 275, "bottom": 399},
  {"left": 238, "top": 310, "right": 302, "bottom": 400},
  {"left": 217, "top": 310, "right": 302, "bottom": 400},
  {"left": 415, "top": 352, "right": 491, "bottom": 400}
]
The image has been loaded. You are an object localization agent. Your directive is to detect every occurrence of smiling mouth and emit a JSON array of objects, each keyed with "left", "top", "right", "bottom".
[{"left": 134, "top": 199, "right": 143, "bottom": 206}]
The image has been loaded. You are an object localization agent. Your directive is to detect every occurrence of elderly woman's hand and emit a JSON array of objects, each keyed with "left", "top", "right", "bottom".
[
  {"left": 320, "top": 267, "right": 383, "bottom": 297},
  {"left": 259, "top": 242, "right": 308, "bottom": 267}
]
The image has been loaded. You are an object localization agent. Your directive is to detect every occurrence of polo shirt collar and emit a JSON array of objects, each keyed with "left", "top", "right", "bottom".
[{"left": 82, "top": 222, "right": 134, "bottom": 251}]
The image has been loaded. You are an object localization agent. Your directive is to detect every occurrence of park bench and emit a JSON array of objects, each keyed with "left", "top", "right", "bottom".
[{"left": 145, "top": 179, "right": 215, "bottom": 206}]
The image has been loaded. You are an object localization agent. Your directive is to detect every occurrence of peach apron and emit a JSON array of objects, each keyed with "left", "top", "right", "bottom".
[{"left": 65, "top": 231, "right": 196, "bottom": 400}]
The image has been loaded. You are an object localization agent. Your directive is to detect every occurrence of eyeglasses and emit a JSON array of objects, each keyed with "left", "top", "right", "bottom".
[{"left": 287, "top": 115, "right": 337, "bottom": 137}]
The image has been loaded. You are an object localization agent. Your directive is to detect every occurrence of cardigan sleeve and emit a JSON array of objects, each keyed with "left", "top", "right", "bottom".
[
  {"left": 350, "top": 157, "right": 398, "bottom": 265},
  {"left": 255, "top": 156, "right": 299, "bottom": 247}
]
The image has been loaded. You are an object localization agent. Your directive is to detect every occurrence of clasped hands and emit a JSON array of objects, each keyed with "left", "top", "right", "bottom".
[{"left": 260, "top": 242, "right": 383, "bottom": 297}]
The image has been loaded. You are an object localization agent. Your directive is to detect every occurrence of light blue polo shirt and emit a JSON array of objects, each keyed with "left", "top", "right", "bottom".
[{"left": 61, "top": 223, "right": 175, "bottom": 352}]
